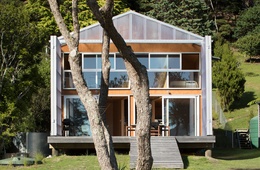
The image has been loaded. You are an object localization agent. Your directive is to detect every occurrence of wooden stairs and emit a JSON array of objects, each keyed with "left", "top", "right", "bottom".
[
  {"left": 236, "top": 129, "right": 252, "bottom": 149},
  {"left": 129, "top": 136, "right": 184, "bottom": 169}
]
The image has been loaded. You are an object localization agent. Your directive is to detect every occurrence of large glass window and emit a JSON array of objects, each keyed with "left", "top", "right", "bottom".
[
  {"left": 109, "top": 72, "right": 129, "bottom": 88},
  {"left": 83, "top": 72, "right": 101, "bottom": 88},
  {"left": 137, "top": 54, "right": 149, "bottom": 68},
  {"left": 169, "top": 72, "right": 199, "bottom": 88},
  {"left": 116, "top": 54, "right": 126, "bottom": 70},
  {"left": 65, "top": 98, "right": 91, "bottom": 136},
  {"left": 97, "top": 54, "right": 115, "bottom": 69},
  {"left": 63, "top": 52, "right": 200, "bottom": 89},
  {"left": 148, "top": 72, "right": 167, "bottom": 88},
  {"left": 147, "top": 53, "right": 200, "bottom": 88},
  {"left": 163, "top": 97, "right": 198, "bottom": 136},
  {"left": 150, "top": 54, "right": 167, "bottom": 69},
  {"left": 83, "top": 54, "right": 96, "bottom": 69},
  {"left": 168, "top": 54, "right": 180, "bottom": 69},
  {"left": 64, "top": 72, "right": 74, "bottom": 88}
]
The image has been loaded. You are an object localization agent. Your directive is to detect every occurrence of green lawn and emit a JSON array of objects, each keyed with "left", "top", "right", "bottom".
[{"left": 1, "top": 149, "right": 260, "bottom": 170}]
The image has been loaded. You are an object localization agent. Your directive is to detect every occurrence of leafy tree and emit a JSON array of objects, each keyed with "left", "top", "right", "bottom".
[
  {"left": 212, "top": 43, "right": 246, "bottom": 111},
  {"left": 136, "top": 0, "right": 214, "bottom": 36},
  {"left": 234, "top": 30, "right": 260, "bottom": 56},
  {"left": 233, "top": 4, "right": 260, "bottom": 56},
  {"left": 0, "top": 0, "right": 45, "bottom": 151},
  {"left": 25, "top": 0, "right": 130, "bottom": 40},
  {"left": 27, "top": 54, "right": 51, "bottom": 133},
  {"left": 204, "top": 0, "right": 252, "bottom": 41},
  {"left": 234, "top": 4, "right": 260, "bottom": 38}
]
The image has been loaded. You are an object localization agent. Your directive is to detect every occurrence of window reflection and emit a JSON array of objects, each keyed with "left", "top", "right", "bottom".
[
  {"left": 109, "top": 72, "right": 129, "bottom": 88},
  {"left": 164, "top": 98, "right": 195, "bottom": 136},
  {"left": 150, "top": 54, "right": 167, "bottom": 69},
  {"left": 64, "top": 54, "right": 70, "bottom": 70},
  {"left": 64, "top": 72, "right": 74, "bottom": 88},
  {"left": 148, "top": 72, "right": 167, "bottom": 88},
  {"left": 63, "top": 52, "right": 200, "bottom": 89},
  {"left": 169, "top": 72, "right": 199, "bottom": 88},
  {"left": 97, "top": 54, "right": 115, "bottom": 69},
  {"left": 137, "top": 54, "right": 149, "bottom": 68},
  {"left": 83, "top": 54, "right": 96, "bottom": 69},
  {"left": 116, "top": 54, "right": 126, "bottom": 69},
  {"left": 66, "top": 98, "right": 91, "bottom": 136},
  {"left": 168, "top": 54, "right": 180, "bottom": 69},
  {"left": 82, "top": 72, "right": 102, "bottom": 88}
]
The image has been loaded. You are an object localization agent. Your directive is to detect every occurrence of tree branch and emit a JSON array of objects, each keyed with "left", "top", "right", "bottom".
[
  {"left": 48, "top": 0, "right": 74, "bottom": 49},
  {"left": 72, "top": 0, "right": 80, "bottom": 46}
]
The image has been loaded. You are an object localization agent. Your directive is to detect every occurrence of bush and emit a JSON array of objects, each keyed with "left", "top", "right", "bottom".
[{"left": 213, "top": 43, "right": 246, "bottom": 111}]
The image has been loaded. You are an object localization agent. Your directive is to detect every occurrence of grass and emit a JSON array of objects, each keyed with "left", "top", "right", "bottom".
[
  {"left": 1, "top": 149, "right": 260, "bottom": 170},
  {"left": 183, "top": 148, "right": 260, "bottom": 170}
]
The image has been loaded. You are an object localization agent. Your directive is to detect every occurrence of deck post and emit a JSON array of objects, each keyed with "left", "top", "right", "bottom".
[
  {"left": 205, "top": 149, "right": 212, "bottom": 157},
  {"left": 49, "top": 144, "right": 59, "bottom": 156}
]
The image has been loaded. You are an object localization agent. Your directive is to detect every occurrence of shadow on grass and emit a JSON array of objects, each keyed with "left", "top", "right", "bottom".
[
  {"left": 231, "top": 91, "right": 257, "bottom": 110},
  {"left": 212, "top": 148, "right": 260, "bottom": 160},
  {"left": 213, "top": 128, "right": 260, "bottom": 161},
  {"left": 181, "top": 156, "right": 189, "bottom": 169}
]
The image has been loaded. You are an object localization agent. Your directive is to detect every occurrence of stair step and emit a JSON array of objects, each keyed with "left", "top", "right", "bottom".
[{"left": 130, "top": 137, "right": 183, "bottom": 169}]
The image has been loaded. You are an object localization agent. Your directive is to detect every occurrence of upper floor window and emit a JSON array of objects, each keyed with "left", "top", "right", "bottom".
[{"left": 63, "top": 52, "right": 200, "bottom": 89}]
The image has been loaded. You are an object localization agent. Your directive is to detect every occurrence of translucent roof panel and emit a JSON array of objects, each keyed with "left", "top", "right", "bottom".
[
  {"left": 132, "top": 14, "right": 145, "bottom": 39},
  {"left": 84, "top": 25, "right": 102, "bottom": 40},
  {"left": 59, "top": 10, "right": 203, "bottom": 42},
  {"left": 114, "top": 15, "right": 130, "bottom": 39}
]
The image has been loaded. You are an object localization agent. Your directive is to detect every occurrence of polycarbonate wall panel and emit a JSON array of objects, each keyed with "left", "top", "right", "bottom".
[
  {"left": 146, "top": 20, "right": 159, "bottom": 39},
  {"left": 132, "top": 14, "right": 145, "bottom": 39},
  {"left": 190, "top": 35, "right": 199, "bottom": 40},
  {"left": 161, "top": 25, "right": 173, "bottom": 40},
  {"left": 114, "top": 15, "right": 130, "bottom": 39},
  {"left": 50, "top": 36, "right": 62, "bottom": 136},
  {"left": 80, "top": 29, "right": 87, "bottom": 40},
  {"left": 86, "top": 25, "right": 101, "bottom": 40},
  {"left": 74, "top": 11, "right": 204, "bottom": 41},
  {"left": 176, "top": 30, "right": 188, "bottom": 40}
]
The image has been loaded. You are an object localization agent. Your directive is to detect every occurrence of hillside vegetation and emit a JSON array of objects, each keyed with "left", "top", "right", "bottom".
[{"left": 214, "top": 52, "right": 260, "bottom": 131}]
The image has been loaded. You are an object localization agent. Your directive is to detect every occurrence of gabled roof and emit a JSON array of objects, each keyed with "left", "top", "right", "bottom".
[{"left": 59, "top": 10, "right": 204, "bottom": 44}]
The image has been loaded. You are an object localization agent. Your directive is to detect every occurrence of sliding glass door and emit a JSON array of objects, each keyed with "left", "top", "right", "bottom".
[{"left": 163, "top": 96, "right": 199, "bottom": 136}]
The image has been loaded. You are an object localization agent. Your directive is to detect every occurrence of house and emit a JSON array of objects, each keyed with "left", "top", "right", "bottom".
[{"left": 48, "top": 10, "right": 215, "bottom": 167}]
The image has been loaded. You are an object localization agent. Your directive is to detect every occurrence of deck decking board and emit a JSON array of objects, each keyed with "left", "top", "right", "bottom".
[
  {"left": 48, "top": 136, "right": 215, "bottom": 149},
  {"left": 129, "top": 137, "right": 184, "bottom": 169}
]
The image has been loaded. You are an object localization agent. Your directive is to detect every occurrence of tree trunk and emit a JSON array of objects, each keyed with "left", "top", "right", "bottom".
[
  {"left": 87, "top": 1, "right": 153, "bottom": 169},
  {"left": 48, "top": 0, "right": 118, "bottom": 169}
]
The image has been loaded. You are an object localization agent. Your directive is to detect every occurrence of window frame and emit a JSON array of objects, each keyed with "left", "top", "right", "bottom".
[{"left": 62, "top": 52, "right": 201, "bottom": 90}]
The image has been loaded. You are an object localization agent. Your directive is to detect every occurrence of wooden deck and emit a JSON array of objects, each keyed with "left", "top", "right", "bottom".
[
  {"left": 48, "top": 135, "right": 215, "bottom": 150},
  {"left": 48, "top": 136, "right": 131, "bottom": 150}
]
